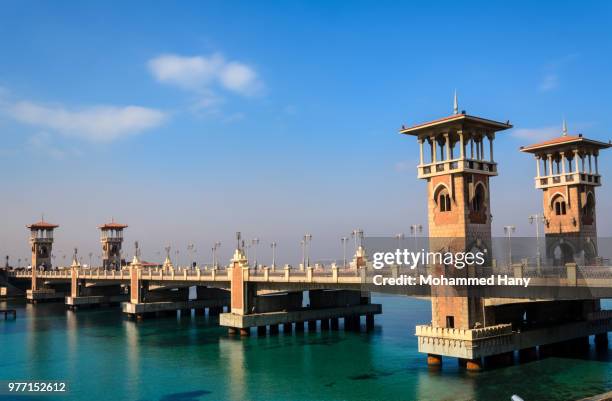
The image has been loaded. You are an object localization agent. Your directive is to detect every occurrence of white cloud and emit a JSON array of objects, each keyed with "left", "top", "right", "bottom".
[
  {"left": 6, "top": 101, "right": 167, "bottom": 142},
  {"left": 538, "top": 73, "right": 559, "bottom": 92},
  {"left": 26, "top": 131, "right": 81, "bottom": 160},
  {"left": 148, "top": 53, "right": 262, "bottom": 97},
  {"left": 511, "top": 125, "right": 560, "bottom": 142}
]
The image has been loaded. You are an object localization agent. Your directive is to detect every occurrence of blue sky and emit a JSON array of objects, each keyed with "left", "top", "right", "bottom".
[{"left": 1, "top": 1, "right": 612, "bottom": 265}]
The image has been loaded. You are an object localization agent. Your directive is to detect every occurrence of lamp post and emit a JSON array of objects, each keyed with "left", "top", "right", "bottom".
[
  {"left": 395, "top": 233, "right": 405, "bottom": 250},
  {"left": 300, "top": 240, "right": 305, "bottom": 270},
  {"left": 303, "top": 234, "right": 312, "bottom": 268},
  {"left": 528, "top": 214, "right": 546, "bottom": 268},
  {"left": 503, "top": 226, "right": 516, "bottom": 266},
  {"left": 212, "top": 242, "right": 221, "bottom": 269},
  {"left": 351, "top": 229, "right": 363, "bottom": 251},
  {"left": 252, "top": 238, "right": 260, "bottom": 268},
  {"left": 410, "top": 224, "right": 423, "bottom": 251},
  {"left": 187, "top": 243, "right": 195, "bottom": 269},
  {"left": 270, "top": 242, "right": 277, "bottom": 270},
  {"left": 341, "top": 237, "right": 348, "bottom": 268}
]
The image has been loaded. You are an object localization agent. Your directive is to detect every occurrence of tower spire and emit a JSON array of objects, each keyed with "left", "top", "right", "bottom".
[
  {"left": 562, "top": 118, "right": 568, "bottom": 136},
  {"left": 453, "top": 90, "right": 458, "bottom": 115}
]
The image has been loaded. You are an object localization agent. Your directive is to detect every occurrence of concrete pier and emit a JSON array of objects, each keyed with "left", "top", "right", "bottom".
[
  {"left": 26, "top": 289, "right": 65, "bottom": 303},
  {"left": 221, "top": 304, "right": 381, "bottom": 332}
]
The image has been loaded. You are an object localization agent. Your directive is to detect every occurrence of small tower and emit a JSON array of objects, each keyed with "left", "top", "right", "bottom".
[
  {"left": 99, "top": 220, "right": 128, "bottom": 269},
  {"left": 521, "top": 124, "right": 610, "bottom": 265},
  {"left": 399, "top": 97, "right": 512, "bottom": 330},
  {"left": 27, "top": 219, "right": 59, "bottom": 270}
]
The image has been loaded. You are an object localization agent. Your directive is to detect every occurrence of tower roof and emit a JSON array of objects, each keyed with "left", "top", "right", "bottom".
[
  {"left": 27, "top": 220, "right": 59, "bottom": 229},
  {"left": 98, "top": 222, "right": 128, "bottom": 229},
  {"left": 520, "top": 134, "right": 611, "bottom": 154},
  {"left": 399, "top": 113, "right": 512, "bottom": 136}
]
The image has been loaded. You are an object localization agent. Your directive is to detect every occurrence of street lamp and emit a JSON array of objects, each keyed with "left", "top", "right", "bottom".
[
  {"left": 303, "top": 234, "right": 312, "bottom": 268},
  {"left": 300, "top": 240, "right": 306, "bottom": 270},
  {"left": 410, "top": 224, "right": 423, "bottom": 251},
  {"left": 395, "top": 233, "right": 405, "bottom": 250},
  {"left": 187, "top": 243, "right": 195, "bottom": 268},
  {"left": 351, "top": 229, "right": 364, "bottom": 250},
  {"left": 212, "top": 242, "right": 221, "bottom": 268},
  {"left": 529, "top": 214, "right": 546, "bottom": 267},
  {"left": 341, "top": 237, "right": 349, "bottom": 268},
  {"left": 270, "top": 242, "right": 277, "bottom": 270},
  {"left": 252, "top": 238, "right": 260, "bottom": 268},
  {"left": 503, "top": 225, "right": 516, "bottom": 266}
]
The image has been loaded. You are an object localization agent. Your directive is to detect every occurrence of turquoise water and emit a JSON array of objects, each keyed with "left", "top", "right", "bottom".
[{"left": 1, "top": 296, "right": 611, "bottom": 401}]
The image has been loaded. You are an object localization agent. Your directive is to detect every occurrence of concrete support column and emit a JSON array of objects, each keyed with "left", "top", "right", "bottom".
[
  {"left": 366, "top": 314, "right": 374, "bottom": 330},
  {"left": 283, "top": 322, "right": 292, "bottom": 333},
  {"left": 459, "top": 131, "right": 465, "bottom": 159},
  {"left": 518, "top": 347, "right": 538, "bottom": 362},
  {"left": 535, "top": 155, "right": 541, "bottom": 177},
  {"left": 488, "top": 132, "right": 494, "bottom": 162},
  {"left": 595, "top": 153, "right": 599, "bottom": 174},
  {"left": 595, "top": 333, "right": 609, "bottom": 350},
  {"left": 588, "top": 153, "right": 592, "bottom": 173},
  {"left": 427, "top": 354, "right": 442, "bottom": 367},
  {"left": 485, "top": 352, "right": 514, "bottom": 368}
]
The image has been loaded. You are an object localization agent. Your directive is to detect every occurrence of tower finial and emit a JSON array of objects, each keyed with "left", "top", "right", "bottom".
[
  {"left": 453, "top": 90, "right": 458, "bottom": 115},
  {"left": 562, "top": 118, "right": 568, "bottom": 136}
]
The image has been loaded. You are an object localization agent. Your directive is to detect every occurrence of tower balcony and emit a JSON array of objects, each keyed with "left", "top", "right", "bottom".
[
  {"left": 418, "top": 158, "right": 497, "bottom": 179},
  {"left": 535, "top": 172, "right": 601, "bottom": 189}
]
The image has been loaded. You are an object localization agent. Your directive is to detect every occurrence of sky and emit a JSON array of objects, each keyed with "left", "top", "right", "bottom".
[{"left": 1, "top": 0, "right": 612, "bottom": 266}]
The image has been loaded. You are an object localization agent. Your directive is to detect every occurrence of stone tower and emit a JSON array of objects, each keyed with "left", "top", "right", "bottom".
[
  {"left": 27, "top": 220, "right": 59, "bottom": 270},
  {"left": 520, "top": 125, "right": 610, "bottom": 265},
  {"left": 99, "top": 221, "right": 128, "bottom": 269},
  {"left": 399, "top": 100, "right": 512, "bottom": 330}
]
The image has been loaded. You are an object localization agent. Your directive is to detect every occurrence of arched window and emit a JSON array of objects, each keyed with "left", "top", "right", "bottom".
[
  {"left": 551, "top": 194, "right": 567, "bottom": 216},
  {"left": 472, "top": 184, "right": 485, "bottom": 212},
  {"left": 434, "top": 186, "right": 452, "bottom": 212}
]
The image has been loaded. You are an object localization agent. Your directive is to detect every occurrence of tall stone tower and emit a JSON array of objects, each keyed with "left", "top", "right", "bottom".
[
  {"left": 99, "top": 221, "right": 128, "bottom": 269},
  {"left": 399, "top": 97, "right": 512, "bottom": 330},
  {"left": 520, "top": 123, "right": 610, "bottom": 265},
  {"left": 27, "top": 220, "right": 59, "bottom": 270}
]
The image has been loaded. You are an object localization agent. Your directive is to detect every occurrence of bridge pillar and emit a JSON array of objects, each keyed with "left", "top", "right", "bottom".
[
  {"left": 595, "top": 333, "right": 609, "bottom": 350},
  {"left": 427, "top": 354, "right": 442, "bottom": 367},
  {"left": 518, "top": 347, "right": 538, "bottom": 362}
]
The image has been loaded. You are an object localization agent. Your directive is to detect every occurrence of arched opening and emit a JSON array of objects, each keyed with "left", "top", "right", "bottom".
[
  {"left": 552, "top": 242, "right": 574, "bottom": 266},
  {"left": 434, "top": 185, "right": 452, "bottom": 212},
  {"left": 582, "top": 192, "right": 595, "bottom": 225},
  {"left": 472, "top": 184, "right": 485, "bottom": 213}
]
